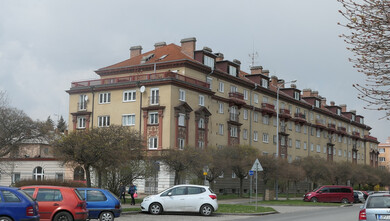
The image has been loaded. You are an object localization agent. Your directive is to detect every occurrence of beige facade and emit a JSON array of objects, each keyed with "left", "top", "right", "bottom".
[
  {"left": 379, "top": 137, "right": 390, "bottom": 170},
  {"left": 67, "top": 37, "right": 380, "bottom": 190}
]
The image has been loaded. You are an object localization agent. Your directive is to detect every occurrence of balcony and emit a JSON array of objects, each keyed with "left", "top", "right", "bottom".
[
  {"left": 279, "top": 109, "right": 291, "bottom": 119},
  {"left": 328, "top": 123, "right": 336, "bottom": 133},
  {"left": 229, "top": 113, "right": 239, "bottom": 122},
  {"left": 315, "top": 119, "right": 326, "bottom": 129},
  {"left": 293, "top": 113, "right": 306, "bottom": 124},
  {"left": 261, "top": 103, "right": 276, "bottom": 116},
  {"left": 352, "top": 131, "right": 360, "bottom": 138},
  {"left": 70, "top": 71, "right": 209, "bottom": 89},
  {"left": 337, "top": 126, "right": 347, "bottom": 135},
  {"left": 228, "top": 92, "right": 246, "bottom": 106}
]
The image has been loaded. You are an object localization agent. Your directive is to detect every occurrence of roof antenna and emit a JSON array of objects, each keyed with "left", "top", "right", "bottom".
[{"left": 248, "top": 40, "right": 259, "bottom": 68}]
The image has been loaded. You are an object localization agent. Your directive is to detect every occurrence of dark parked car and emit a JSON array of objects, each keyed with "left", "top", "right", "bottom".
[
  {"left": 359, "top": 193, "right": 390, "bottom": 221},
  {"left": 77, "top": 188, "right": 121, "bottom": 221},
  {"left": 0, "top": 186, "right": 40, "bottom": 221}
]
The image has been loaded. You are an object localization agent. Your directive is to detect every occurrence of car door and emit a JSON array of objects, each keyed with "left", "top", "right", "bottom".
[
  {"left": 185, "top": 187, "right": 205, "bottom": 211},
  {"left": 35, "top": 188, "right": 63, "bottom": 221},
  {"left": 160, "top": 186, "right": 187, "bottom": 212},
  {"left": 86, "top": 189, "right": 108, "bottom": 218},
  {"left": 317, "top": 187, "right": 330, "bottom": 202}
]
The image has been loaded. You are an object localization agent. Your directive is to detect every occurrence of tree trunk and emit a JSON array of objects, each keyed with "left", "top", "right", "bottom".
[
  {"left": 98, "top": 170, "right": 102, "bottom": 188},
  {"left": 85, "top": 165, "right": 91, "bottom": 187},
  {"left": 286, "top": 180, "right": 289, "bottom": 200},
  {"left": 174, "top": 171, "right": 179, "bottom": 185},
  {"left": 239, "top": 178, "right": 244, "bottom": 197}
]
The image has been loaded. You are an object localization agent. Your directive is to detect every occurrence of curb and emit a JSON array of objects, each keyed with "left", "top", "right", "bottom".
[{"left": 121, "top": 211, "right": 278, "bottom": 216}]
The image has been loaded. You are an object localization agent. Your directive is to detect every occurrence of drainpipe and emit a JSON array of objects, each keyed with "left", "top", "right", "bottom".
[
  {"left": 91, "top": 86, "right": 95, "bottom": 128},
  {"left": 249, "top": 84, "right": 258, "bottom": 146}
]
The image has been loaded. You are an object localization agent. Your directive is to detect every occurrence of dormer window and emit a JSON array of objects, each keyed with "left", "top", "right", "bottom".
[
  {"left": 294, "top": 91, "right": 300, "bottom": 100},
  {"left": 352, "top": 114, "right": 356, "bottom": 121},
  {"left": 337, "top": 108, "right": 341, "bottom": 116},
  {"left": 204, "top": 56, "right": 215, "bottom": 69},
  {"left": 360, "top": 118, "right": 364, "bottom": 124},
  {"left": 314, "top": 100, "right": 320, "bottom": 108},
  {"left": 261, "top": 78, "right": 268, "bottom": 88},
  {"left": 229, "top": 65, "right": 237, "bottom": 77}
]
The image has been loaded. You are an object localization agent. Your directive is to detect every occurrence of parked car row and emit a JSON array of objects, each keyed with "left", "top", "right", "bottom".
[{"left": 0, "top": 185, "right": 121, "bottom": 221}]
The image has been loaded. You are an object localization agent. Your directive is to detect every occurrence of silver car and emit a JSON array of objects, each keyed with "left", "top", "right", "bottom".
[{"left": 359, "top": 193, "right": 390, "bottom": 221}]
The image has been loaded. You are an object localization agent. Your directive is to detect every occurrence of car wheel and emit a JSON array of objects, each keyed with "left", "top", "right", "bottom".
[
  {"left": 149, "top": 203, "right": 163, "bottom": 215},
  {"left": 200, "top": 204, "right": 213, "bottom": 216},
  {"left": 99, "top": 211, "right": 114, "bottom": 221},
  {"left": 0, "top": 216, "right": 12, "bottom": 221},
  {"left": 53, "top": 211, "right": 73, "bottom": 221},
  {"left": 341, "top": 198, "right": 349, "bottom": 204},
  {"left": 310, "top": 197, "right": 318, "bottom": 203}
]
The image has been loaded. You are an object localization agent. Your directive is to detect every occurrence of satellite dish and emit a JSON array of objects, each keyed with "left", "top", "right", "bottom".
[
  {"left": 140, "top": 86, "right": 145, "bottom": 93},
  {"left": 84, "top": 95, "right": 89, "bottom": 101}
]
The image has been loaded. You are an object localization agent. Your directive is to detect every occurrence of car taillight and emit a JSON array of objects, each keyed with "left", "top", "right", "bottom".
[
  {"left": 209, "top": 195, "right": 217, "bottom": 200},
  {"left": 77, "top": 202, "right": 86, "bottom": 209},
  {"left": 359, "top": 209, "right": 366, "bottom": 220},
  {"left": 115, "top": 204, "right": 121, "bottom": 209},
  {"left": 26, "top": 206, "right": 34, "bottom": 216}
]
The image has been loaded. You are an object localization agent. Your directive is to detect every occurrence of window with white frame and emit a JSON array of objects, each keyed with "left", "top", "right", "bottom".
[
  {"left": 324, "top": 146, "right": 327, "bottom": 154},
  {"left": 294, "top": 91, "right": 300, "bottom": 100},
  {"left": 243, "top": 109, "right": 248, "bottom": 120},
  {"left": 178, "top": 113, "right": 185, "bottom": 126},
  {"left": 179, "top": 89, "right": 186, "bottom": 101},
  {"left": 273, "top": 117, "right": 277, "bottom": 126},
  {"left": 198, "top": 141, "right": 204, "bottom": 148},
  {"left": 219, "top": 124, "right": 224, "bottom": 135},
  {"left": 263, "top": 96, "right": 268, "bottom": 103},
  {"left": 254, "top": 94, "right": 259, "bottom": 104},
  {"left": 232, "top": 171, "right": 237, "bottom": 178},
  {"left": 123, "top": 90, "right": 136, "bottom": 102},
  {"left": 243, "top": 129, "right": 248, "bottom": 140},
  {"left": 148, "top": 137, "right": 158, "bottom": 149},
  {"left": 98, "top": 116, "right": 110, "bottom": 127},
  {"left": 178, "top": 138, "right": 185, "bottom": 150},
  {"left": 12, "top": 173, "right": 20, "bottom": 183},
  {"left": 262, "top": 115, "right": 269, "bottom": 125},
  {"left": 230, "top": 126, "right": 238, "bottom": 137},
  {"left": 311, "top": 143, "right": 314, "bottom": 151},
  {"left": 303, "top": 125, "right": 307, "bottom": 134},
  {"left": 77, "top": 116, "right": 86, "bottom": 129},
  {"left": 219, "top": 102, "right": 224, "bottom": 113},
  {"left": 229, "top": 65, "right": 237, "bottom": 76},
  {"left": 219, "top": 82, "right": 224, "bottom": 92},
  {"left": 288, "top": 121, "right": 292, "bottom": 130},
  {"left": 253, "top": 131, "right": 258, "bottom": 141},
  {"left": 150, "top": 88, "right": 159, "bottom": 105},
  {"left": 316, "top": 129, "right": 321, "bottom": 137},
  {"left": 261, "top": 78, "right": 268, "bottom": 88},
  {"left": 99, "top": 92, "right": 111, "bottom": 104},
  {"left": 303, "top": 141, "right": 307, "bottom": 150},
  {"left": 281, "top": 137, "right": 286, "bottom": 146},
  {"left": 339, "top": 149, "right": 342, "bottom": 156},
  {"left": 295, "top": 124, "right": 301, "bottom": 132},
  {"left": 204, "top": 55, "right": 215, "bottom": 69},
  {"left": 230, "top": 85, "right": 237, "bottom": 93},
  {"left": 149, "top": 112, "right": 159, "bottom": 124},
  {"left": 243, "top": 90, "right": 248, "bottom": 100},
  {"left": 273, "top": 135, "right": 277, "bottom": 144},
  {"left": 262, "top": 133, "right": 269, "bottom": 143},
  {"left": 33, "top": 166, "right": 44, "bottom": 180},
  {"left": 316, "top": 144, "right": 321, "bottom": 152},
  {"left": 337, "top": 108, "right": 341, "bottom": 115},
  {"left": 288, "top": 138, "right": 292, "bottom": 147},
  {"left": 199, "top": 95, "right": 205, "bottom": 106},
  {"left": 296, "top": 140, "right": 301, "bottom": 149},
  {"left": 79, "top": 94, "right": 87, "bottom": 110},
  {"left": 206, "top": 77, "right": 212, "bottom": 89},
  {"left": 254, "top": 112, "right": 258, "bottom": 122},
  {"left": 122, "top": 114, "right": 135, "bottom": 126},
  {"left": 198, "top": 118, "right": 205, "bottom": 129},
  {"left": 315, "top": 100, "right": 320, "bottom": 108}
]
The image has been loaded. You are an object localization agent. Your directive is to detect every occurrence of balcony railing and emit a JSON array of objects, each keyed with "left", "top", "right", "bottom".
[
  {"left": 294, "top": 113, "right": 306, "bottom": 119},
  {"left": 261, "top": 103, "right": 275, "bottom": 110},
  {"left": 279, "top": 109, "right": 290, "bottom": 115},
  {"left": 71, "top": 71, "right": 209, "bottom": 89},
  {"left": 337, "top": 126, "right": 347, "bottom": 132},
  {"left": 228, "top": 92, "right": 244, "bottom": 100},
  {"left": 328, "top": 123, "right": 336, "bottom": 129},
  {"left": 352, "top": 131, "right": 360, "bottom": 137}
]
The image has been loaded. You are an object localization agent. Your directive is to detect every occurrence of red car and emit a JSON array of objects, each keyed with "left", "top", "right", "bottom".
[
  {"left": 21, "top": 186, "right": 88, "bottom": 221},
  {"left": 303, "top": 185, "right": 354, "bottom": 203}
]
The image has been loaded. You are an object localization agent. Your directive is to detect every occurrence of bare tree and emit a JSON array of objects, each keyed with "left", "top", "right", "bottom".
[{"left": 338, "top": 0, "right": 390, "bottom": 117}]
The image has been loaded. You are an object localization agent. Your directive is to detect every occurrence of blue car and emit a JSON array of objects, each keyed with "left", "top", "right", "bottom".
[
  {"left": 0, "top": 186, "right": 40, "bottom": 221},
  {"left": 77, "top": 188, "right": 121, "bottom": 221}
]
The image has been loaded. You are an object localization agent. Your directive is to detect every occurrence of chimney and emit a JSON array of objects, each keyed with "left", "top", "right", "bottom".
[
  {"left": 321, "top": 97, "right": 327, "bottom": 107},
  {"left": 130, "top": 45, "right": 142, "bottom": 58},
  {"left": 351, "top": 110, "right": 356, "bottom": 114},
  {"left": 250, "top": 66, "right": 263, "bottom": 75},
  {"left": 180, "top": 37, "right": 196, "bottom": 58},
  {"left": 262, "top": 69, "right": 270, "bottom": 77},
  {"left": 154, "top": 42, "right": 166, "bottom": 50},
  {"left": 271, "top": 75, "right": 278, "bottom": 87},
  {"left": 312, "top": 91, "right": 319, "bottom": 97},
  {"left": 302, "top": 89, "right": 312, "bottom": 97},
  {"left": 203, "top": 46, "right": 212, "bottom": 53},
  {"left": 340, "top": 104, "right": 347, "bottom": 112},
  {"left": 330, "top": 101, "right": 335, "bottom": 106},
  {"left": 215, "top": 53, "right": 224, "bottom": 61},
  {"left": 291, "top": 84, "right": 297, "bottom": 89}
]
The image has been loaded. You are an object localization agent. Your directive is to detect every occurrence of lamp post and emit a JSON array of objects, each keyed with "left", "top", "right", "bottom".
[
  {"left": 139, "top": 86, "right": 145, "bottom": 133},
  {"left": 275, "top": 79, "right": 296, "bottom": 200}
]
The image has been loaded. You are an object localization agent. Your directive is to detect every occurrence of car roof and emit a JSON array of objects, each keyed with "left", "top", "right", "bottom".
[
  {"left": 21, "top": 185, "right": 75, "bottom": 189},
  {"left": 170, "top": 184, "right": 210, "bottom": 188},
  {"left": 0, "top": 186, "right": 18, "bottom": 190},
  {"left": 369, "top": 192, "right": 390, "bottom": 197}
]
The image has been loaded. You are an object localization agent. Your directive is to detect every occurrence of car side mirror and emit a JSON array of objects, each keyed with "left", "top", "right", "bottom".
[{"left": 168, "top": 192, "right": 172, "bottom": 196}]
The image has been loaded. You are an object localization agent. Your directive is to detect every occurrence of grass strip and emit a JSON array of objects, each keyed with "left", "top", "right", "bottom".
[{"left": 217, "top": 204, "right": 275, "bottom": 214}]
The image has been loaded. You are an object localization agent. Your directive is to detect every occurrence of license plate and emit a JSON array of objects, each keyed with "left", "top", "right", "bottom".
[{"left": 378, "top": 215, "right": 390, "bottom": 220}]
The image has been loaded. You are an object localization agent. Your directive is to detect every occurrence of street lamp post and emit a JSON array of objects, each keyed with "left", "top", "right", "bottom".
[
  {"left": 275, "top": 79, "right": 296, "bottom": 200},
  {"left": 139, "top": 86, "right": 145, "bottom": 133}
]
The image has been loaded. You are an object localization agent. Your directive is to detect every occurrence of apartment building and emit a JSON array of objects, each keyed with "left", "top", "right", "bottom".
[
  {"left": 379, "top": 137, "right": 390, "bottom": 170},
  {"left": 67, "top": 37, "right": 379, "bottom": 192}
]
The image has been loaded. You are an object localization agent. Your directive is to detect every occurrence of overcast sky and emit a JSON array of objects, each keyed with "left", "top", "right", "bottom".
[{"left": 0, "top": 0, "right": 388, "bottom": 142}]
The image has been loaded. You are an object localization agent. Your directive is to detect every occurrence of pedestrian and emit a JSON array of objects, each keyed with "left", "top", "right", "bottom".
[
  {"left": 119, "top": 183, "right": 126, "bottom": 204},
  {"left": 128, "top": 183, "right": 137, "bottom": 205}
]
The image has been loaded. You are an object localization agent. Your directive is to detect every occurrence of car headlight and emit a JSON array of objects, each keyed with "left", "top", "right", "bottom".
[{"left": 307, "top": 193, "right": 311, "bottom": 197}]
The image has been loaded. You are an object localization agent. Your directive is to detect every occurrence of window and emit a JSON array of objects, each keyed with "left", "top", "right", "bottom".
[
  {"left": 204, "top": 55, "right": 215, "bottom": 69},
  {"left": 262, "top": 115, "right": 269, "bottom": 125},
  {"left": 12, "top": 173, "right": 20, "bottom": 183},
  {"left": 219, "top": 82, "right": 224, "bottom": 92},
  {"left": 303, "top": 125, "right": 307, "bottom": 134},
  {"left": 55, "top": 173, "right": 64, "bottom": 181},
  {"left": 288, "top": 122, "right": 292, "bottom": 130},
  {"left": 243, "top": 109, "right": 248, "bottom": 120},
  {"left": 148, "top": 137, "right": 158, "bottom": 149},
  {"left": 296, "top": 140, "right": 301, "bottom": 149},
  {"left": 261, "top": 78, "right": 268, "bottom": 88},
  {"left": 122, "top": 114, "right": 135, "bottom": 126},
  {"left": 337, "top": 109, "right": 341, "bottom": 115},
  {"left": 288, "top": 138, "right": 292, "bottom": 147},
  {"left": 79, "top": 94, "right": 87, "bottom": 110},
  {"left": 262, "top": 133, "right": 269, "bottom": 143},
  {"left": 303, "top": 141, "right": 307, "bottom": 150},
  {"left": 311, "top": 143, "right": 314, "bottom": 151},
  {"left": 273, "top": 135, "right": 277, "bottom": 144},
  {"left": 198, "top": 141, "right": 204, "bottom": 148},
  {"left": 149, "top": 112, "right": 158, "bottom": 124},
  {"left": 36, "top": 189, "right": 62, "bottom": 202},
  {"left": 198, "top": 118, "right": 205, "bottom": 129},
  {"left": 230, "top": 126, "right": 238, "bottom": 138},
  {"left": 150, "top": 88, "right": 159, "bottom": 105},
  {"left": 232, "top": 171, "right": 237, "bottom": 178},
  {"left": 243, "top": 129, "right": 248, "bottom": 140},
  {"left": 295, "top": 124, "right": 301, "bottom": 132},
  {"left": 219, "top": 102, "right": 224, "bottom": 113},
  {"left": 324, "top": 146, "right": 327, "bottom": 154},
  {"left": 294, "top": 91, "right": 300, "bottom": 100},
  {"left": 316, "top": 145, "right": 321, "bottom": 152},
  {"left": 230, "top": 85, "right": 237, "bottom": 93},
  {"left": 199, "top": 95, "right": 205, "bottom": 106},
  {"left": 178, "top": 138, "right": 185, "bottom": 150},
  {"left": 206, "top": 77, "right": 212, "bottom": 89},
  {"left": 218, "top": 124, "right": 224, "bottom": 135},
  {"left": 339, "top": 149, "right": 342, "bottom": 156},
  {"left": 352, "top": 115, "right": 356, "bottom": 121},
  {"left": 98, "top": 116, "right": 110, "bottom": 127},
  {"left": 229, "top": 65, "right": 237, "bottom": 76},
  {"left": 178, "top": 113, "right": 185, "bottom": 126},
  {"left": 123, "top": 90, "right": 136, "bottom": 102},
  {"left": 99, "top": 92, "right": 111, "bottom": 104},
  {"left": 254, "top": 112, "right": 258, "bottom": 122},
  {"left": 86, "top": 190, "right": 107, "bottom": 201},
  {"left": 33, "top": 166, "right": 44, "bottom": 180},
  {"left": 316, "top": 129, "right": 321, "bottom": 137},
  {"left": 273, "top": 117, "right": 277, "bottom": 126},
  {"left": 281, "top": 137, "right": 286, "bottom": 146},
  {"left": 263, "top": 96, "right": 268, "bottom": 103},
  {"left": 77, "top": 116, "right": 86, "bottom": 129},
  {"left": 253, "top": 131, "right": 258, "bottom": 141},
  {"left": 179, "top": 89, "right": 186, "bottom": 101},
  {"left": 315, "top": 100, "right": 320, "bottom": 108},
  {"left": 243, "top": 90, "right": 248, "bottom": 100},
  {"left": 254, "top": 94, "right": 259, "bottom": 104}
]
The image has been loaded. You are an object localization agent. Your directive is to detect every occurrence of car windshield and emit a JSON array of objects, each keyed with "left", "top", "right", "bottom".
[
  {"left": 367, "top": 196, "right": 390, "bottom": 208},
  {"left": 74, "top": 189, "right": 84, "bottom": 200},
  {"left": 17, "top": 190, "right": 35, "bottom": 202}
]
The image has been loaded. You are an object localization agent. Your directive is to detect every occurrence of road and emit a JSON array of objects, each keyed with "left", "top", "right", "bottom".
[{"left": 116, "top": 204, "right": 360, "bottom": 221}]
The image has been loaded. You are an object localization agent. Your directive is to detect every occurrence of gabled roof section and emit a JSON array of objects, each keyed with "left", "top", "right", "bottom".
[{"left": 97, "top": 43, "right": 195, "bottom": 72}]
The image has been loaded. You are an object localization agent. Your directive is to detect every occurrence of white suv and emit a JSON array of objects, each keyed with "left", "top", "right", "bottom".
[{"left": 141, "top": 184, "right": 218, "bottom": 216}]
